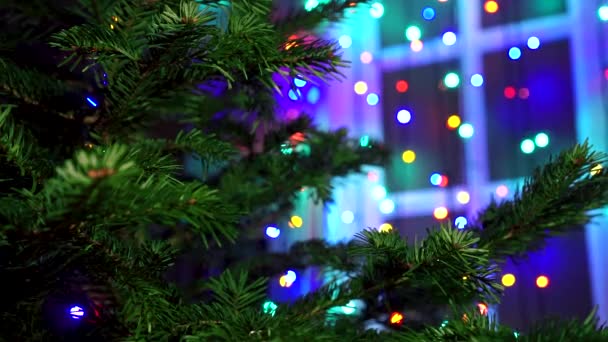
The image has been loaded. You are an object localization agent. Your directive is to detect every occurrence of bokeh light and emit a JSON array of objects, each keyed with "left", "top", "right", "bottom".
[
  {"left": 294, "top": 77, "right": 307, "bottom": 87},
  {"left": 442, "top": 31, "right": 457, "bottom": 46},
  {"left": 379, "top": 198, "right": 395, "bottom": 214},
  {"left": 410, "top": 39, "right": 423, "bottom": 52},
  {"left": 379, "top": 223, "right": 393, "bottom": 232},
  {"left": 354, "top": 81, "right": 368, "bottom": 95},
  {"left": 458, "top": 123, "right": 474, "bottom": 138},
  {"left": 527, "top": 36, "right": 540, "bottom": 49},
  {"left": 508, "top": 47, "right": 522, "bottom": 60},
  {"left": 288, "top": 89, "right": 301, "bottom": 100},
  {"left": 496, "top": 185, "right": 509, "bottom": 198},
  {"left": 456, "top": 191, "right": 470, "bottom": 204},
  {"left": 430, "top": 173, "right": 443, "bottom": 186},
  {"left": 371, "top": 185, "right": 387, "bottom": 200},
  {"left": 397, "top": 109, "right": 412, "bottom": 124},
  {"left": 69, "top": 306, "right": 85, "bottom": 320},
  {"left": 370, "top": 2, "right": 385, "bottom": 18},
  {"left": 502, "top": 273, "right": 516, "bottom": 287},
  {"left": 279, "top": 275, "right": 293, "bottom": 287},
  {"left": 290, "top": 215, "right": 303, "bottom": 228},
  {"left": 307, "top": 86, "right": 320, "bottom": 104},
  {"left": 433, "top": 206, "right": 449, "bottom": 220},
  {"left": 599, "top": 5, "right": 608, "bottom": 21},
  {"left": 366, "top": 93, "right": 379, "bottom": 106},
  {"left": 484, "top": 1, "right": 499, "bottom": 14},
  {"left": 591, "top": 164, "right": 603, "bottom": 176},
  {"left": 338, "top": 35, "right": 352, "bottom": 48},
  {"left": 444, "top": 72, "right": 460, "bottom": 88},
  {"left": 360, "top": 51, "right": 373, "bottom": 64},
  {"left": 477, "top": 303, "right": 488, "bottom": 316},
  {"left": 405, "top": 26, "right": 422, "bottom": 41},
  {"left": 536, "top": 275, "right": 550, "bottom": 288},
  {"left": 520, "top": 139, "right": 535, "bottom": 154},
  {"left": 454, "top": 216, "right": 467, "bottom": 229},
  {"left": 534, "top": 132, "right": 549, "bottom": 148},
  {"left": 262, "top": 301, "right": 278, "bottom": 316},
  {"left": 341, "top": 210, "right": 354, "bottom": 224},
  {"left": 304, "top": 0, "right": 319, "bottom": 11},
  {"left": 422, "top": 7, "right": 435, "bottom": 20},
  {"left": 447, "top": 114, "right": 461, "bottom": 130},
  {"left": 395, "top": 80, "right": 409, "bottom": 93},
  {"left": 470, "top": 74, "right": 484, "bottom": 87},
  {"left": 439, "top": 175, "right": 449, "bottom": 187},
  {"left": 518, "top": 87, "right": 530, "bottom": 99},
  {"left": 402, "top": 150, "right": 416, "bottom": 163},
  {"left": 265, "top": 226, "right": 281, "bottom": 238},
  {"left": 390, "top": 312, "right": 404, "bottom": 325}
]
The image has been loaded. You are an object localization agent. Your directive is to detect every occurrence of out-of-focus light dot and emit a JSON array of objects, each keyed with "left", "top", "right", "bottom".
[
  {"left": 504, "top": 86, "right": 516, "bottom": 99},
  {"left": 395, "top": 80, "right": 409, "bottom": 93},
  {"left": 279, "top": 275, "right": 293, "bottom": 287},
  {"left": 470, "top": 74, "right": 484, "bottom": 87},
  {"left": 430, "top": 173, "right": 442, "bottom": 186},
  {"left": 502, "top": 273, "right": 516, "bottom": 287},
  {"left": 518, "top": 88, "right": 530, "bottom": 99},
  {"left": 527, "top": 36, "right": 540, "bottom": 49},
  {"left": 405, "top": 26, "right": 422, "bottom": 41},
  {"left": 69, "top": 306, "right": 84, "bottom": 319},
  {"left": 444, "top": 72, "right": 460, "bottom": 88},
  {"left": 599, "top": 5, "right": 608, "bottom": 21},
  {"left": 379, "top": 198, "right": 395, "bottom": 214},
  {"left": 307, "top": 86, "right": 320, "bottom": 104},
  {"left": 604, "top": 68, "right": 608, "bottom": 80},
  {"left": 433, "top": 206, "right": 449, "bottom": 220},
  {"left": 262, "top": 301, "right": 278, "bottom": 316},
  {"left": 484, "top": 0, "right": 499, "bottom": 14},
  {"left": 86, "top": 97, "right": 98, "bottom": 107},
  {"left": 371, "top": 185, "right": 387, "bottom": 200},
  {"left": 341, "top": 210, "right": 355, "bottom": 224},
  {"left": 422, "top": 7, "right": 436, "bottom": 20},
  {"left": 338, "top": 35, "right": 352, "bottom": 48},
  {"left": 265, "top": 226, "right": 281, "bottom": 238},
  {"left": 304, "top": 0, "right": 319, "bottom": 11},
  {"left": 367, "top": 171, "right": 379, "bottom": 182},
  {"left": 288, "top": 89, "right": 301, "bottom": 100},
  {"left": 410, "top": 39, "right": 423, "bottom": 52},
  {"left": 290, "top": 215, "right": 303, "bottom": 228},
  {"left": 390, "top": 312, "right": 404, "bottom": 325},
  {"left": 442, "top": 31, "right": 457, "bottom": 46},
  {"left": 454, "top": 216, "right": 467, "bottom": 229},
  {"left": 360, "top": 51, "right": 373, "bottom": 64},
  {"left": 458, "top": 123, "right": 474, "bottom": 138},
  {"left": 508, "top": 47, "right": 522, "bottom": 60},
  {"left": 294, "top": 77, "right": 307, "bottom": 87},
  {"left": 447, "top": 114, "right": 461, "bottom": 130},
  {"left": 456, "top": 191, "right": 470, "bottom": 204},
  {"left": 439, "top": 175, "right": 449, "bottom": 187},
  {"left": 534, "top": 132, "right": 549, "bottom": 147},
  {"left": 496, "top": 185, "right": 509, "bottom": 198},
  {"left": 359, "top": 135, "right": 370, "bottom": 147},
  {"left": 286, "top": 270, "right": 297, "bottom": 283},
  {"left": 402, "top": 150, "right": 416, "bottom": 163},
  {"left": 341, "top": 300, "right": 357, "bottom": 315},
  {"left": 520, "top": 139, "right": 535, "bottom": 154},
  {"left": 379, "top": 223, "right": 393, "bottom": 232},
  {"left": 591, "top": 164, "right": 603, "bottom": 176},
  {"left": 397, "top": 109, "right": 412, "bottom": 124},
  {"left": 536, "top": 275, "right": 549, "bottom": 288},
  {"left": 354, "top": 81, "right": 368, "bottom": 95},
  {"left": 477, "top": 303, "right": 488, "bottom": 316},
  {"left": 370, "top": 2, "right": 385, "bottom": 18},
  {"left": 367, "top": 93, "right": 379, "bottom": 106}
]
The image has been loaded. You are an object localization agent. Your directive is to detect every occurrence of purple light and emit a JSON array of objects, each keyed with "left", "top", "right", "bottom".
[{"left": 69, "top": 305, "right": 85, "bottom": 319}]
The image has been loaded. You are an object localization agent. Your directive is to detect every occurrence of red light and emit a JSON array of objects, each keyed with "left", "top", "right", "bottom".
[
  {"left": 439, "top": 175, "right": 449, "bottom": 187},
  {"left": 390, "top": 312, "right": 404, "bottom": 325},
  {"left": 367, "top": 171, "right": 379, "bottom": 182},
  {"left": 518, "top": 88, "right": 530, "bottom": 99},
  {"left": 504, "top": 86, "right": 516, "bottom": 99},
  {"left": 604, "top": 68, "right": 608, "bottom": 80},
  {"left": 477, "top": 303, "right": 488, "bottom": 315},
  {"left": 396, "top": 80, "right": 409, "bottom": 93}
]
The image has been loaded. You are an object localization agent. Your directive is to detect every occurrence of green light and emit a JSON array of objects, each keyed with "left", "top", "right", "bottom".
[
  {"left": 520, "top": 139, "right": 535, "bottom": 154},
  {"left": 281, "top": 143, "right": 293, "bottom": 154},
  {"left": 598, "top": 5, "right": 608, "bottom": 21},
  {"left": 359, "top": 135, "right": 370, "bottom": 147},
  {"left": 370, "top": 2, "right": 384, "bottom": 18},
  {"left": 341, "top": 300, "right": 357, "bottom": 315},
  {"left": 444, "top": 72, "right": 460, "bottom": 88},
  {"left": 405, "top": 26, "right": 421, "bottom": 41},
  {"left": 305, "top": 0, "right": 319, "bottom": 11},
  {"left": 262, "top": 300, "right": 278, "bottom": 316},
  {"left": 514, "top": 331, "right": 520, "bottom": 338},
  {"left": 534, "top": 132, "right": 549, "bottom": 148}
]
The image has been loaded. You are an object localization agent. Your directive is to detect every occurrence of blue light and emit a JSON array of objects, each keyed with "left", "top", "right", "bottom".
[
  {"left": 379, "top": 198, "right": 395, "bottom": 214},
  {"left": 294, "top": 77, "right": 307, "bottom": 87},
  {"left": 396, "top": 109, "right": 412, "bottom": 124},
  {"left": 527, "top": 36, "right": 540, "bottom": 50},
  {"left": 86, "top": 97, "right": 98, "bottom": 107},
  {"left": 307, "top": 87, "right": 320, "bottom": 104},
  {"left": 508, "top": 47, "right": 522, "bottom": 60},
  {"left": 442, "top": 31, "right": 457, "bottom": 46},
  {"left": 265, "top": 226, "right": 281, "bottom": 238},
  {"left": 69, "top": 306, "right": 85, "bottom": 320},
  {"left": 454, "top": 216, "right": 468, "bottom": 229},
  {"left": 338, "top": 35, "right": 352, "bottom": 48},
  {"left": 288, "top": 89, "right": 301, "bottom": 101},
  {"left": 341, "top": 210, "right": 354, "bottom": 224},
  {"left": 366, "top": 93, "right": 379, "bottom": 106},
  {"left": 422, "top": 7, "right": 435, "bottom": 20},
  {"left": 430, "top": 173, "right": 442, "bottom": 186},
  {"left": 470, "top": 74, "right": 484, "bottom": 87}
]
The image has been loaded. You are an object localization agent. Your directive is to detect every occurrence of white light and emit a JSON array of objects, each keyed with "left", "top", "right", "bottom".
[
  {"left": 527, "top": 36, "right": 540, "bottom": 50},
  {"left": 341, "top": 210, "right": 355, "bottom": 224},
  {"left": 338, "top": 35, "right": 352, "bottom": 49},
  {"left": 470, "top": 74, "right": 484, "bottom": 87},
  {"left": 442, "top": 31, "right": 457, "bottom": 46},
  {"left": 285, "top": 270, "right": 297, "bottom": 283},
  {"left": 458, "top": 123, "right": 474, "bottom": 138},
  {"left": 379, "top": 198, "right": 395, "bottom": 214},
  {"left": 397, "top": 109, "right": 412, "bottom": 124},
  {"left": 265, "top": 226, "right": 281, "bottom": 238},
  {"left": 370, "top": 2, "right": 384, "bottom": 18},
  {"left": 371, "top": 185, "right": 387, "bottom": 200}
]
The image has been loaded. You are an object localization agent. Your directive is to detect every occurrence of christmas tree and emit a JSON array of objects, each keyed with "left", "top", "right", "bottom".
[{"left": 1, "top": 0, "right": 607, "bottom": 340}]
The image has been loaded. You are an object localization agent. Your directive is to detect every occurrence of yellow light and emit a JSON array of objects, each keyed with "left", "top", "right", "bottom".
[
  {"left": 536, "top": 275, "right": 549, "bottom": 288},
  {"left": 477, "top": 303, "right": 488, "bottom": 315},
  {"left": 354, "top": 81, "right": 368, "bottom": 95},
  {"left": 433, "top": 206, "right": 448, "bottom": 220},
  {"left": 591, "top": 164, "right": 603, "bottom": 176},
  {"left": 110, "top": 24, "right": 115, "bottom": 30},
  {"left": 390, "top": 312, "right": 404, "bottom": 324},
  {"left": 379, "top": 223, "right": 393, "bottom": 232},
  {"left": 501, "top": 273, "right": 516, "bottom": 287},
  {"left": 456, "top": 191, "right": 470, "bottom": 204},
  {"left": 290, "top": 215, "right": 303, "bottom": 228},
  {"left": 484, "top": 0, "right": 499, "bottom": 14},
  {"left": 410, "top": 39, "right": 423, "bottom": 52},
  {"left": 279, "top": 275, "right": 293, "bottom": 287},
  {"left": 446, "top": 115, "right": 461, "bottom": 130},
  {"left": 401, "top": 150, "right": 416, "bottom": 163},
  {"left": 462, "top": 276, "right": 468, "bottom": 280}
]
